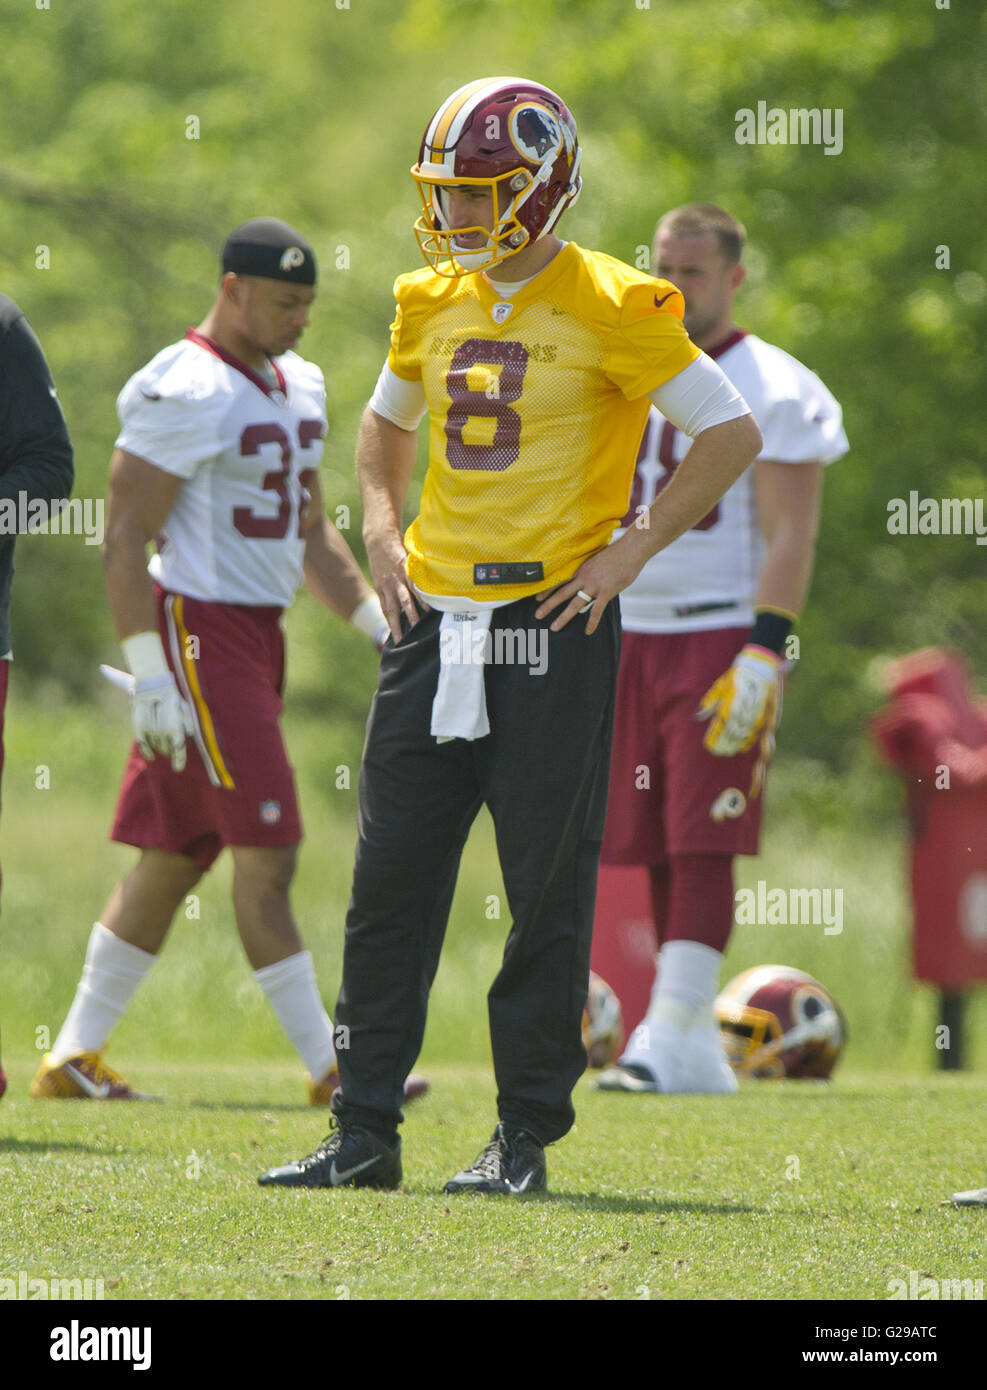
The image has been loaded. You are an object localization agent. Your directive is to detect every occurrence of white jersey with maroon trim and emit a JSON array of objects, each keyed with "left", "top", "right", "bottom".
[
  {"left": 616, "top": 330, "right": 848, "bottom": 633},
  {"left": 115, "top": 330, "right": 326, "bottom": 607}
]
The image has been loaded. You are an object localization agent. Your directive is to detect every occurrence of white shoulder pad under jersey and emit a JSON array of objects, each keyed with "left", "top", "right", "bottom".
[
  {"left": 617, "top": 331, "right": 848, "bottom": 633},
  {"left": 116, "top": 334, "right": 327, "bottom": 607}
]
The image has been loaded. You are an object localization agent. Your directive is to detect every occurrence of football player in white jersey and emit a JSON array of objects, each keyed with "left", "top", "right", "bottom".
[
  {"left": 596, "top": 204, "right": 848, "bottom": 1094},
  {"left": 32, "top": 219, "right": 426, "bottom": 1106}
]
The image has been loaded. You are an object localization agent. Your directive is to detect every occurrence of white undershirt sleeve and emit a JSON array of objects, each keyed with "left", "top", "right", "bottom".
[
  {"left": 371, "top": 351, "right": 748, "bottom": 439},
  {"left": 648, "top": 353, "right": 751, "bottom": 439},
  {"left": 368, "top": 361, "right": 428, "bottom": 431}
]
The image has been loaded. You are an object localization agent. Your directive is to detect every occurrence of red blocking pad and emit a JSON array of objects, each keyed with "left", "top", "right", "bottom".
[{"left": 590, "top": 864, "right": 657, "bottom": 1041}]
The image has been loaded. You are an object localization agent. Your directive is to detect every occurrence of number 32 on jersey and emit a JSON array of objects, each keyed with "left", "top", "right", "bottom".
[{"left": 233, "top": 418, "right": 323, "bottom": 540}]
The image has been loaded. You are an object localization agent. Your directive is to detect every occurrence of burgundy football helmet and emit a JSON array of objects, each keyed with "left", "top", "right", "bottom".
[
  {"left": 411, "top": 76, "right": 582, "bottom": 277},
  {"left": 714, "top": 964, "right": 846, "bottom": 1079}
]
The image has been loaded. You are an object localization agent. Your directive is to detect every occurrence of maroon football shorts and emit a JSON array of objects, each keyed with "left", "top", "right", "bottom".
[
  {"left": 111, "top": 588, "right": 302, "bottom": 870},
  {"left": 601, "top": 627, "right": 767, "bottom": 864}
]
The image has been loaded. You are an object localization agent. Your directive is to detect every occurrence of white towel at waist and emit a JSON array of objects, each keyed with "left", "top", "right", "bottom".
[
  {"left": 416, "top": 589, "right": 513, "bottom": 743},
  {"left": 431, "top": 609, "right": 493, "bottom": 741}
]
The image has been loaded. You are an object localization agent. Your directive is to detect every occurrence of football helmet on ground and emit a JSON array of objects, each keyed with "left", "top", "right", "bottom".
[
  {"left": 582, "top": 971, "right": 624, "bottom": 1069},
  {"left": 412, "top": 76, "right": 582, "bottom": 277},
  {"left": 714, "top": 964, "right": 845, "bottom": 1079}
]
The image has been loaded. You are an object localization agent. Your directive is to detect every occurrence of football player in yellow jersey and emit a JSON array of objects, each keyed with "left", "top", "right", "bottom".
[{"left": 259, "top": 77, "right": 761, "bottom": 1196}]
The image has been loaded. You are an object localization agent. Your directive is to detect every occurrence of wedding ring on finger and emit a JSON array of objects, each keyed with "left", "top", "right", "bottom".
[{"left": 577, "top": 589, "right": 596, "bottom": 613}]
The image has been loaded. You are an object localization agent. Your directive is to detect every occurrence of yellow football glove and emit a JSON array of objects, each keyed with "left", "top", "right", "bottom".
[{"left": 697, "top": 644, "right": 782, "bottom": 759}]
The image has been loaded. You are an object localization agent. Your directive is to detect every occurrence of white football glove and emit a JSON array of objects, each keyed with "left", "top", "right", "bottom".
[
  {"left": 114, "top": 630, "right": 196, "bottom": 773},
  {"left": 697, "top": 644, "right": 782, "bottom": 758},
  {"left": 131, "top": 672, "right": 196, "bottom": 772}
]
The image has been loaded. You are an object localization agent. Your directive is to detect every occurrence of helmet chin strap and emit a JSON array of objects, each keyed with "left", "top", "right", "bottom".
[
  {"left": 451, "top": 219, "right": 532, "bottom": 273},
  {"left": 450, "top": 237, "right": 497, "bottom": 272}
]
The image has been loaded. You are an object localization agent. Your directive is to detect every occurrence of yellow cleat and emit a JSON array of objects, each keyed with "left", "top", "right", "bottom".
[
  {"left": 30, "top": 1051, "right": 158, "bottom": 1100},
  {"left": 307, "top": 1065, "right": 341, "bottom": 1106},
  {"left": 307, "top": 1065, "right": 430, "bottom": 1106}
]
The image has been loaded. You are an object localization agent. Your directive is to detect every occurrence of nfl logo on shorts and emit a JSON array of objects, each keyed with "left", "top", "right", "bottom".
[{"left": 259, "top": 799, "right": 282, "bottom": 826}]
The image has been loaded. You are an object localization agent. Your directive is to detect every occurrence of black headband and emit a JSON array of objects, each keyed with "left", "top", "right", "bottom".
[{"left": 222, "top": 218, "right": 317, "bottom": 285}]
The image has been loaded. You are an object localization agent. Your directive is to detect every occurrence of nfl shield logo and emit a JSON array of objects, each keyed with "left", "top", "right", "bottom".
[
  {"left": 259, "top": 799, "right": 282, "bottom": 825},
  {"left": 491, "top": 302, "right": 513, "bottom": 325},
  {"left": 476, "top": 566, "right": 487, "bottom": 581}
]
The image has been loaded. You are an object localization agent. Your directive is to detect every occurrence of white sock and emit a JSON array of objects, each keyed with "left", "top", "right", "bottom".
[
  {"left": 645, "top": 939, "right": 724, "bottom": 1030},
  {"left": 253, "top": 950, "right": 336, "bottom": 1079},
  {"left": 50, "top": 923, "right": 155, "bottom": 1063}
]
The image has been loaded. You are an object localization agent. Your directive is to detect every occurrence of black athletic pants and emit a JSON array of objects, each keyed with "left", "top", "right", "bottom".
[{"left": 332, "top": 596, "right": 620, "bottom": 1146}]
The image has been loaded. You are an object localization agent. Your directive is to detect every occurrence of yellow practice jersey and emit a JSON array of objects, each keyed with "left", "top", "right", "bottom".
[{"left": 388, "top": 241, "right": 701, "bottom": 601}]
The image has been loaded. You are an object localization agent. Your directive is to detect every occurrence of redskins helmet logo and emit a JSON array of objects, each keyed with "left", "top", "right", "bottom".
[
  {"left": 710, "top": 787, "right": 746, "bottom": 821},
  {"left": 279, "top": 246, "right": 306, "bottom": 272},
  {"left": 509, "top": 104, "right": 563, "bottom": 162}
]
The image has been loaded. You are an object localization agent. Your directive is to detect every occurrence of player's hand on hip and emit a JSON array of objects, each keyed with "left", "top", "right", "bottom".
[
  {"left": 132, "top": 674, "right": 196, "bottom": 772},
  {"left": 534, "top": 544, "right": 641, "bottom": 634},
  {"left": 696, "top": 644, "right": 782, "bottom": 756},
  {"left": 366, "top": 534, "right": 428, "bottom": 643}
]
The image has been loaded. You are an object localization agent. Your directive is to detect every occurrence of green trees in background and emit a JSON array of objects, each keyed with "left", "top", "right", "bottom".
[{"left": 1, "top": 0, "right": 983, "bottom": 803}]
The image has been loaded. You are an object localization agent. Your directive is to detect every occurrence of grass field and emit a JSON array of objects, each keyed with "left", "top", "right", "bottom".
[
  {"left": 3, "top": 686, "right": 987, "bottom": 1303},
  {"left": 3, "top": 1064, "right": 986, "bottom": 1301}
]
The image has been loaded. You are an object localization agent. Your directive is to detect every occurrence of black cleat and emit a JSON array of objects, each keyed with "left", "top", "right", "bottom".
[
  {"left": 444, "top": 1122, "right": 546, "bottom": 1195},
  {"left": 258, "top": 1120, "right": 401, "bottom": 1190},
  {"left": 594, "top": 1061, "right": 660, "bottom": 1093}
]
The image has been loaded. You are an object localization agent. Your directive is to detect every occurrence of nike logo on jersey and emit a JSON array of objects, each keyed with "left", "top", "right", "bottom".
[
  {"left": 140, "top": 389, "right": 162, "bottom": 401},
  {"left": 330, "top": 1155, "right": 381, "bottom": 1186},
  {"left": 653, "top": 292, "right": 675, "bottom": 309},
  {"left": 63, "top": 1064, "right": 112, "bottom": 1099}
]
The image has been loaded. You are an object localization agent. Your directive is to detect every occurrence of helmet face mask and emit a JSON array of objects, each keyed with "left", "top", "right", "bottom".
[
  {"left": 413, "top": 168, "right": 536, "bottom": 277},
  {"left": 715, "top": 966, "right": 846, "bottom": 1080},
  {"left": 717, "top": 1001, "right": 785, "bottom": 1078},
  {"left": 411, "top": 77, "right": 582, "bottom": 278}
]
